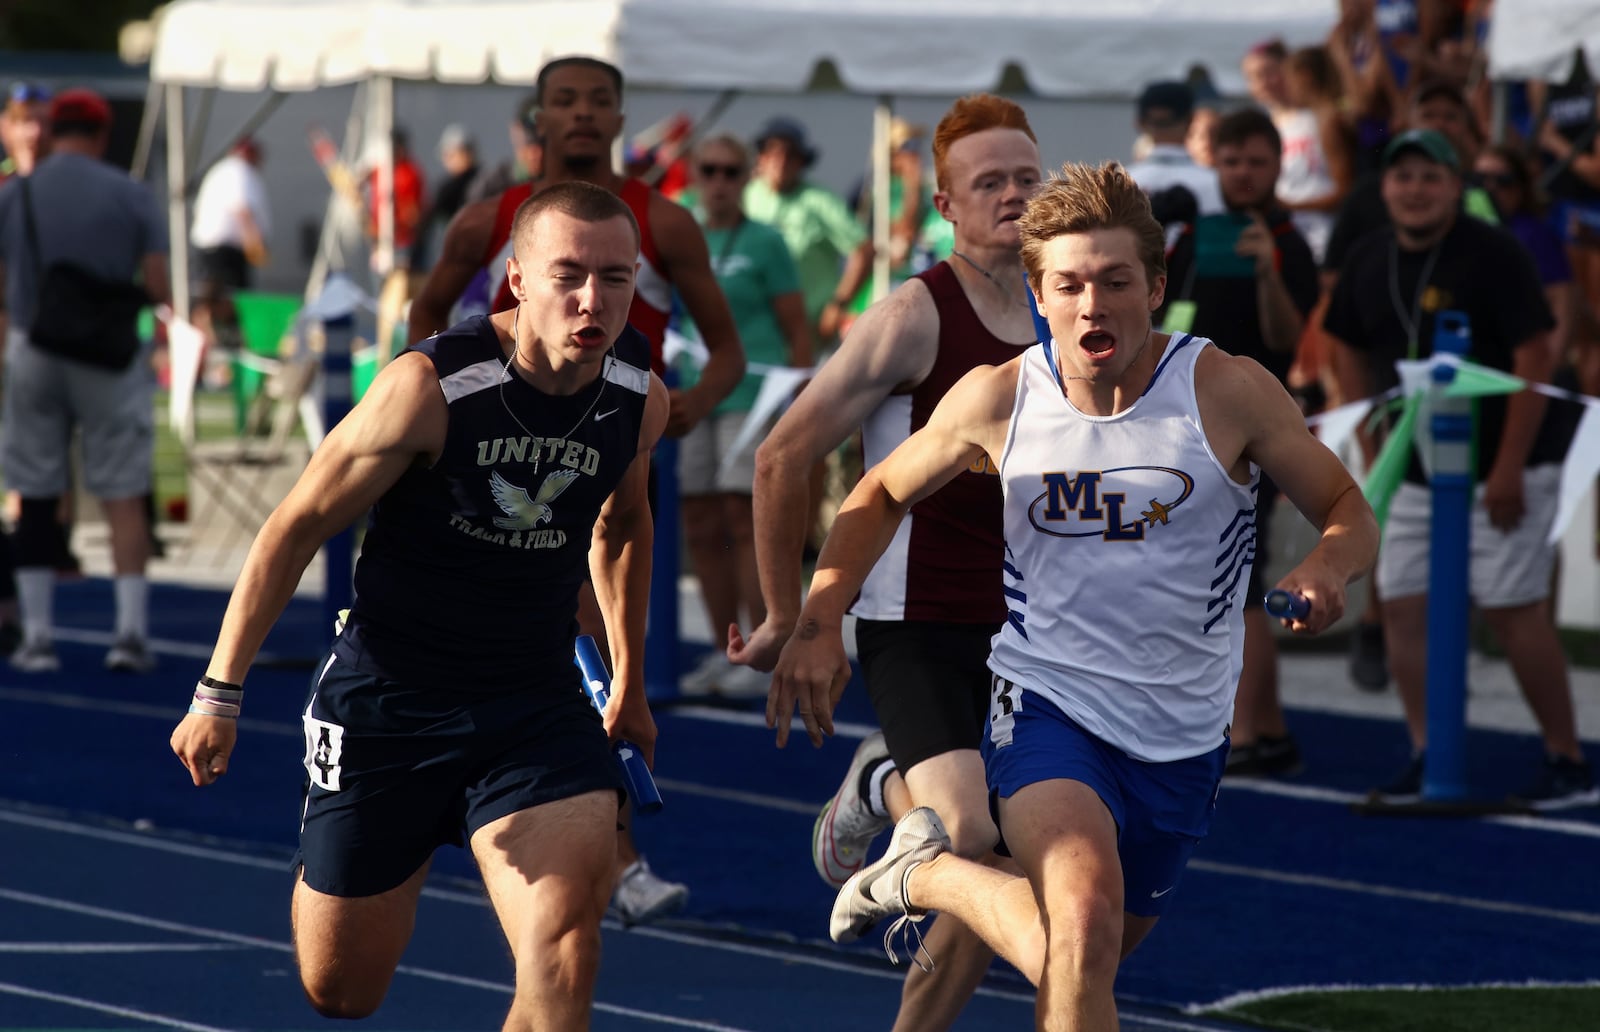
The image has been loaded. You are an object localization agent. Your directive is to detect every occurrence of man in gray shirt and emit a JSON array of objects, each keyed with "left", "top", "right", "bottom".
[{"left": 0, "top": 87, "right": 170, "bottom": 673}]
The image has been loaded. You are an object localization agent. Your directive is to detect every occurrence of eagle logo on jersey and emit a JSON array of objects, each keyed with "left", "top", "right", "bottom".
[
  {"left": 490, "top": 468, "right": 579, "bottom": 530},
  {"left": 1027, "top": 466, "right": 1194, "bottom": 541}
]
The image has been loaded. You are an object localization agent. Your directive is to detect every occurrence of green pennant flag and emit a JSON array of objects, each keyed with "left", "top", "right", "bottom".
[
  {"left": 1444, "top": 359, "right": 1527, "bottom": 399},
  {"left": 1362, "top": 390, "right": 1423, "bottom": 528}
]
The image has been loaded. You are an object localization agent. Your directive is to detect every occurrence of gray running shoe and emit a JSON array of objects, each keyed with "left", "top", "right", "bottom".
[
  {"left": 829, "top": 805, "right": 949, "bottom": 953},
  {"left": 105, "top": 636, "right": 157, "bottom": 674}
]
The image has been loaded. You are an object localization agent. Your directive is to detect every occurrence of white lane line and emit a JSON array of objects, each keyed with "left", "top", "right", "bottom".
[
  {"left": 0, "top": 980, "right": 243, "bottom": 1032},
  {"left": 0, "top": 941, "right": 245, "bottom": 953},
  {"left": 0, "top": 888, "right": 752, "bottom": 1029},
  {"left": 8, "top": 685, "right": 1600, "bottom": 842},
  {"left": 615, "top": 923, "right": 1034, "bottom": 1005},
  {"left": 0, "top": 811, "right": 1031, "bottom": 1008},
  {"left": 1191, "top": 978, "right": 1600, "bottom": 1014},
  {"left": 1188, "top": 858, "right": 1600, "bottom": 926},
  {"left": 654, "top": 777, "right": 819, "bottom": 816}
]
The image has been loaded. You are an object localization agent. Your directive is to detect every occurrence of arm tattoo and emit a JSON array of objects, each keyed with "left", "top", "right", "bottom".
[{"left": 796, "top": 618, "right": 820, "bottom": 641}]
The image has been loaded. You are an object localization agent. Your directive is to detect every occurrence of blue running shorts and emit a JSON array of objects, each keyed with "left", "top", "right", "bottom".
[
  {"left": 295, "top": 652, "right": 623, "bottom": 897},
  {"left": 981, "top": 676, "right": 1227, "bottom": 917}
]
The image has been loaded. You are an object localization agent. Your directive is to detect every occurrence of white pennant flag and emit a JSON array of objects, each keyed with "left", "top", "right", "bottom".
[
  {"left": 718, "top": 365, "right": 814, "bottom": 480},
  {"left": 1548, "top": 400, "right": 1600, "bottom": 546},
  {"left": 1312, "top": 398, "right": 1372, "bottom": 471}
]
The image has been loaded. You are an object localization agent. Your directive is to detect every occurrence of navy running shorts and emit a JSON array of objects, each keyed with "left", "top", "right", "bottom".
[
  {"left": 856, "top": 619, "right": 1000, "bottom": 776},
  {"left": 981, "top": 676, "right": 1227, "bottom": 917},
  {"left": 295, "top": 652, "right": 623, "bottom": 897}
]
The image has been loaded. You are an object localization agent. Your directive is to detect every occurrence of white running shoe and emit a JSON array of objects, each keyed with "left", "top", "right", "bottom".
[
  {"left": 10, "top": 638, "right": 60, "bottom": 673},
  {"left": 716, "top": 661, "right": 771, "bottom": 699},
  {"left": 678, "top": 651, "right": 731, "bottom": 696},
  {"left": 812, "top": 731, "right": 894, "bottom": 888},
  {"left": 611, "top": 857, "right": 689, "bottom": 927},
  {"left": 830, "top": 806, "right": 949, "bottom": 958}
]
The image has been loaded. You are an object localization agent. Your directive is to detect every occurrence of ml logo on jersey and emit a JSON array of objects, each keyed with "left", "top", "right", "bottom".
[
  {"left": 490, "top": 468, "right": 579, "bottom": 530},
  {"left": 1027, "top": 466, "right": 1194, "bottom": 540}
]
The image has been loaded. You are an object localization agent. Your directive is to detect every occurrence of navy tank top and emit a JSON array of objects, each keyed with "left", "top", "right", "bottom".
[{"left": 334, "top": 315, "right": 653, "bottom": 690}]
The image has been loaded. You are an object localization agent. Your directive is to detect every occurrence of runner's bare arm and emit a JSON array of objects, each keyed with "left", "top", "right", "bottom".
[
  {"left": 1201, "top": 349, "right": 1377, "bottom": 634},
  {"left": 589, "top": 375, "right": 670, "bottom": 766},
  {"left": 731, "top": 279, "right": 940, "bottom": 671},
  {"left": 650, "top": 195, "right": 745, "bottom": 436},
  {"left": 767, "top": 360, "right": 1017, "bottom": 747},
  {"left": 171, "top": 353, "right": 447, "bottom": 785},
  {"left": 407, "top": 197, "right": 498, "bottom": 344}
]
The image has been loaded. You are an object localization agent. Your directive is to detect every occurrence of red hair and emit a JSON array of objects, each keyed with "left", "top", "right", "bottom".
[{"left": 932, "top": 94, "right": 1036, "bottom": 192}]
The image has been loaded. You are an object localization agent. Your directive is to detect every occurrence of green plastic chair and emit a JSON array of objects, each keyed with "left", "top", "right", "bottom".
[{"left": 231, "top": 291, "right": 301, "bottom": 433}]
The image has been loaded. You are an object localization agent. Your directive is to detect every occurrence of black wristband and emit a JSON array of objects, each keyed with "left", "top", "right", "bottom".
[{"left": 200, "top": 674, "right": 244, "bottom": 692}]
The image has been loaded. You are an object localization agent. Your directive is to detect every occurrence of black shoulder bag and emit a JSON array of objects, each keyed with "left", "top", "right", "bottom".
[{"left": 18, "top": 176, "right": 147, "bottom": 371}]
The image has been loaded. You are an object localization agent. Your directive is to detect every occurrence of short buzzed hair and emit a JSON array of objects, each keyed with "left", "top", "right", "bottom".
[
  {"left": 511, "top": 181, "right": 640, "bottom": 259},
  {"left": 535, "top": 56, "right": 625, "bottom": 106},
  {"left": 932, "top": 94, "right": 1037, "bottom": 192},
  {"left": 1017, "top": 162, "right": 1166, "bottom": 292}
]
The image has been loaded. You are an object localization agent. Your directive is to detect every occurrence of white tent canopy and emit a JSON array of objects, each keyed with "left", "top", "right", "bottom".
[
  {"left": 152, "top": 0, "right": 1336, "bottom": 98},
  {"left": 1488, "top": 0, "right": 1600, "bottom": 82}
]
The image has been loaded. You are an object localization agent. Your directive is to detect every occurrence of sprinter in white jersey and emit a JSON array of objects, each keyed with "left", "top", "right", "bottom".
[{"left": 769, "top": 162, "right": 1376, "bottom": 1028}]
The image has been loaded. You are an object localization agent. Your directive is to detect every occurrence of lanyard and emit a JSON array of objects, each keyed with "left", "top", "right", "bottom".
[{"left": 1387, "top": 236, "right": 1441, "bottom": 359}]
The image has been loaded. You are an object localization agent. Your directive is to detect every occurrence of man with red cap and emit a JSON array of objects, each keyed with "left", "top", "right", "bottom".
[{"left": 0, "top": 87, "right": 171, "bottom": 674}]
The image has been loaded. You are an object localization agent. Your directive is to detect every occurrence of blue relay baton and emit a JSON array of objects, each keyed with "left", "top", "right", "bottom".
[
  {"left": 1263, "top": 589, "right": 1311, "bottom": 621},
  {"left": 574, "top": 635, "right": 664, "bottom": 815}
]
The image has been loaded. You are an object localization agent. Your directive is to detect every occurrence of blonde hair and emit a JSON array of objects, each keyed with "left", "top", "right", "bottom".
[
  {"left": 1017, "top": 162, "right": 1166, "bottom": 292},
  {"left": 694, "top": 132, "right": 750, "bottom": 170}
]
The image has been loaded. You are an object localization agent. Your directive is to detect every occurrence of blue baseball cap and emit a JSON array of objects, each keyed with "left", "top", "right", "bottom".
[{"left": 7, "top": 81, "right": 50, "bottom": 107}]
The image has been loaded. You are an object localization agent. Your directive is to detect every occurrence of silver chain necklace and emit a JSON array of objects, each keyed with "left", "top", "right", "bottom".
[
  {"left": 498, "top": 305, "right": 610, "bottom": 475},
  {"left": 951, "top": 249, "right": 1032, "bottom": 311}
]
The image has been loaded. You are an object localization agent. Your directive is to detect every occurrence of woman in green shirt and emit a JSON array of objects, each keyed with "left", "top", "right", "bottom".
[{"left": 678, "top": 134, "right": 814, "bottom": 697}]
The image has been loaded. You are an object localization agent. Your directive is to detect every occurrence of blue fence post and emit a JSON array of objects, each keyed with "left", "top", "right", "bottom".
[
  {"left": 645, "top": 367, "right": 681, "bottom": 700},
  {"left": 1422, "top": 311, "right": 1473, "bottom": 802},
  {"left": 316, "top": 283, "right": 358, "bottom": 642}
]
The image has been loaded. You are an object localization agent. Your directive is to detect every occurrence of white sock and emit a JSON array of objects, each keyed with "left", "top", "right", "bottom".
[
  {"left": 16, "top": 568, "right": 53, "bottom": 645},
  {"left": 114, "top": 574, "right": 149, "bottom": 640}
]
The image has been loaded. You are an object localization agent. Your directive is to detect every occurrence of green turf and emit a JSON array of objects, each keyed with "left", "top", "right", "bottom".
[{"left": 1211, "top": 985, "right": 1600, "bottom": 1032}]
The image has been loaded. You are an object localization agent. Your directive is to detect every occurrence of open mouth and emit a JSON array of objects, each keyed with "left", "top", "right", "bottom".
[
  {"left": 1080, "top": 330, "right": 1116, "bottom": 357},
  {"left": 574, "top": 326, "right": 608, "bottom": 347}
]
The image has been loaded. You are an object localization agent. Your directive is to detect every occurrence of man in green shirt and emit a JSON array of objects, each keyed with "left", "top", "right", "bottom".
[{"left": 744, "top": 116, "right": 872, "bottom": 346}]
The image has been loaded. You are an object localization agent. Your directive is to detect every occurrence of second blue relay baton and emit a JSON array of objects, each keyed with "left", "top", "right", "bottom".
[
  {"left": 1263, "top": 589, "right": 1311, "bottom": 620},
  {"left": 575, "top": 634, "right": 664, "bottom": 815}
]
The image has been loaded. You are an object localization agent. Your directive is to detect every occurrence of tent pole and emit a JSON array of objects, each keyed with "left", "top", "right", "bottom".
[
  {"left": 374, "top": 76, "right": 395, "bottom": 280},
  {"left": 372, "top": 74, "right": 397, "bottom": 361},
  {"left": 131, "top": 79, "right": 163, "bottom": 181},
  {"left": 165, "top": 83, "right": 191, "bottom": 323},
  {"left": 186, "top": 87, "right": 215, "bottom": 183},
  {"left": 871, "top": 95, "right": 893, "bottom": 302}
]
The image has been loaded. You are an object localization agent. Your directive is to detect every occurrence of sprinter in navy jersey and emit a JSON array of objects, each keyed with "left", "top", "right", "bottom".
[{"left": 170, "top": 182, "right": 668, "bottom": 1027}]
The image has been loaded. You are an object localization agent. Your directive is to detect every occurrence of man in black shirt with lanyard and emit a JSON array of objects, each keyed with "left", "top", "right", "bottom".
[
  {"left": 1325, "top": 129, "right": 1596, "bottom": 809},
  {"left": 1156, "top": 107, "right": 1321, "bottom": 778}
]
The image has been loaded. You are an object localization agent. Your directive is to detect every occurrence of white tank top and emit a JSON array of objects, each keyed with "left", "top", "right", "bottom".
[
  {"left": 1274, "top": 107, "right": 1336, "bottom": 261},
  {"left": 987, "top": 335, "right": 1258, "bottom": 762}
]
